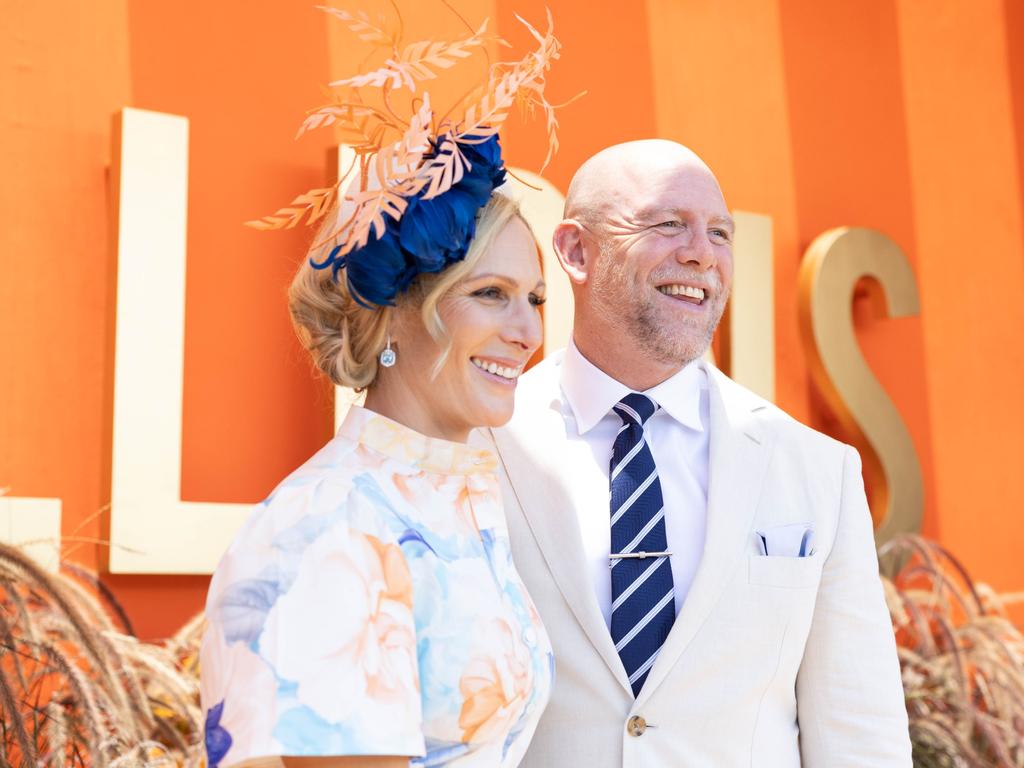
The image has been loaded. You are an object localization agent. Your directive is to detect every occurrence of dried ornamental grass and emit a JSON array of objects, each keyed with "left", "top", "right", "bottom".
[
  {"left": 2, "top": 526, "right": 1022, "bottom": 768},
  {"left": 879, "top": 534, "right": 1024, "bottom": 768},
  {"left": 0, "top": 542, "right": 204, "bottom": 766}
]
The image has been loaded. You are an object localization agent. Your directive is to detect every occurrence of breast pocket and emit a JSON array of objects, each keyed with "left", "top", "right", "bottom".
[{"left": 748, "top": 553, "right": 823, "bottom": 589}]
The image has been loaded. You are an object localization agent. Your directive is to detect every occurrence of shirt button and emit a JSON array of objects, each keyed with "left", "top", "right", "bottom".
[{"left": 626, "top": 715, "right": 647, "bottom": 737}]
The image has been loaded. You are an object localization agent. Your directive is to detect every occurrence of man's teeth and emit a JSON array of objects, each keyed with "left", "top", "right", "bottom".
[
  {"left": 471, "top": 358, "right": 523, "bottom": 380},
  {"left": 658, "top": 284, "right": 705, "bottom": 300}
]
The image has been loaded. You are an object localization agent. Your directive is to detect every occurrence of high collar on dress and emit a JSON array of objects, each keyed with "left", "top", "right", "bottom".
[
  {"left": 338, "top": 405, "right": 498, "bottom": 476},
  {"left": 559, "top": 339, "right": 707, "bottom": 435}
]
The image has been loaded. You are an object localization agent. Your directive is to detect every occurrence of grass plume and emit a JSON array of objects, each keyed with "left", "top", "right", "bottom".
[
  {"left": 880, "top": 534, "right": 1024, "bottom": 767},
  {"left": 0, "top": 541, "right": 203, "bottom": 766}
]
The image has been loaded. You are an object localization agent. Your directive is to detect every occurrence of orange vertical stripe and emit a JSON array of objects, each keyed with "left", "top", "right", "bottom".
[
  {"left": 0, "top": 0, "right": 131, "bottom": 570},
  {"left": 495, "top": 0, "right": 659, "bottom": 194},
  {"left": 645, "top": 0, "right": 806, "bottom": 420},
  {"left": 896, "top": 0, "right": 1024, "bottom": 590}
]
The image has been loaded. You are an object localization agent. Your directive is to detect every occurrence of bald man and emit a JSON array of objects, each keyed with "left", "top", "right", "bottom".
[{"left": 486, "top": 141, "right": 911, "bottom": 767}]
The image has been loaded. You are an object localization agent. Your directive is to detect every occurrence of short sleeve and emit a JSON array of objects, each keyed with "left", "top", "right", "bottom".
[{"left": 199, "top": 485, "right": 425, "bottom": 767}]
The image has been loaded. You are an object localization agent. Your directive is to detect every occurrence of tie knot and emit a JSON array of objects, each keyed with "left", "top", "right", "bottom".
[{"left": 613, "top": 393, "right": 659, "bottom": 426}]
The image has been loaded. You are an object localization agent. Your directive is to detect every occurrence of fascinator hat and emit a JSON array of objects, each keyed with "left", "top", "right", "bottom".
[{"left": 248, "top": 4, "right": 566, "bottom": 308}]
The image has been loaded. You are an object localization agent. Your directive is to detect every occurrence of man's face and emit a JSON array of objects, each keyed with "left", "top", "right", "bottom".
[{"left": 583, "top": 163, "right": 734, "bottom": 369}]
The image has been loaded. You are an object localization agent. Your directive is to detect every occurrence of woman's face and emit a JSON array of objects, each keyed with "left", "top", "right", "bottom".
[{"left": 386, "top": 216, "right": 545, "bottom": 442}]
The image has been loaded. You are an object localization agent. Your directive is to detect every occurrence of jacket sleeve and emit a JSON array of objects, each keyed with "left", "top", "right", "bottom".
[{"left": 796, "top": 446, "right": 912, "bottom": 766}]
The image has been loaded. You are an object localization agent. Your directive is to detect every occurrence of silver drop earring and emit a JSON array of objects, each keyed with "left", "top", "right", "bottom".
[{"left": 379, "top": 335, "right": 396, "bottom": 368}]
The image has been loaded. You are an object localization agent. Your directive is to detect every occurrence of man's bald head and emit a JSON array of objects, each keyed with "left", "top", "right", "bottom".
[
  {"left": 552, "top": 139, "right": 734, "bottom": 389},
  {"left": 564, "top": 140, "right": 722, "bottom": 225}
]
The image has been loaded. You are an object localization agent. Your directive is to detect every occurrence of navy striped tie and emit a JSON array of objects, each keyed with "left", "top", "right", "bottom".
[{"left": 609, "top": 393, "right": 674, "bottom": 696}]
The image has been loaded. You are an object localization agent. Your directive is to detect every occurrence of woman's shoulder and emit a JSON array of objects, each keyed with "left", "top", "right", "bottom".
[
  {"left": 200, "top": 429, "right": 427, "bottom": 765},
  {"left": 209, "top": 430, "right": 410, "bottom": 593}
]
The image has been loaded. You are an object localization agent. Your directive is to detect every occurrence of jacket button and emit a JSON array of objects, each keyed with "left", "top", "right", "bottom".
[{"left": 627, "top": 715, "right": 647, "bottom": 736}]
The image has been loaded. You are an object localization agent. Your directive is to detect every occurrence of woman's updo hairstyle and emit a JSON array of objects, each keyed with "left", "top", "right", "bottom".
[{"left": 289, "top": 191, "right": 526, "bottom": 390}]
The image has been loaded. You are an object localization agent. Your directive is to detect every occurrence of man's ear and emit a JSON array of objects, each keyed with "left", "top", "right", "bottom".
[{"left": 553, "top": 220, "right": 590, "bottom": 285}]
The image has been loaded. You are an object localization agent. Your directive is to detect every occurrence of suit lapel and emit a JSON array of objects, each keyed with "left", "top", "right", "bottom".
[
  {"left": 635, "top": 366, "right": 775, "bottom": 708},
  {"left": 492, "top": 364, "right": 633, "bottom": 696}
]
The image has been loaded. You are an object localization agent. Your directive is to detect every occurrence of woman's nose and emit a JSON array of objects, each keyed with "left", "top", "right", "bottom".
[{"left": 505, "top": 299, "right": 544, "bottom": 353}]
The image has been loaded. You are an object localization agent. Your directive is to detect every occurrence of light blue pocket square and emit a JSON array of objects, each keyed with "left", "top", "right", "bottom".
[{"left": 756, "top": 523, "right": 815, "bottom": 557}]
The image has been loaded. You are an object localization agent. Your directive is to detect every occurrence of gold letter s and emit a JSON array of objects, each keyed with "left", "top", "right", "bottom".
[{"left": 798, "top": 227, "right": 924, "bottom": 543}]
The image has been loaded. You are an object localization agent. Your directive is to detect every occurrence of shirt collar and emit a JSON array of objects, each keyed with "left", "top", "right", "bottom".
[{"left": 560, "top": 339, "right": 707, "bottom": 435}]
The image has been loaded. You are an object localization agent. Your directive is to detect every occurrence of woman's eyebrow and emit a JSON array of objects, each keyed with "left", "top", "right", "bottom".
[
  {"left": 467, "top": 273, "right": 546, "bottom": 292},
  {"left": 466, "top": 272, "right": 516, "bottom": 284}
]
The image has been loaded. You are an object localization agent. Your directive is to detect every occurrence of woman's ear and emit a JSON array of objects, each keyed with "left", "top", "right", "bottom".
[{"left": 552, "top": 220, "right": 590, "bottom": 285}]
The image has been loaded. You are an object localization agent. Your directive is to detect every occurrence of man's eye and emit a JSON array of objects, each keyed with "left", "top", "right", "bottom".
[
  {"left": 657, "top": 221, "right": 682, "bottom": 228},
  {"left": 710, "top": 228, "right": 731, "bottom": 241}
]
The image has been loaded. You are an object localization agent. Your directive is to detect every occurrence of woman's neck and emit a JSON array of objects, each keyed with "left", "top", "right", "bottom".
[{"left": 362, "top": 380, "right": 470, "bottom": 444}]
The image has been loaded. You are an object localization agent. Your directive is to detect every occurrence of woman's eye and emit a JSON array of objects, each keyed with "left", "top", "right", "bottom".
[
  {"left": 473, "top": 286, "right": 504, "bottom": 300},
  {"left": 529, "top": 294, "right": 547, "bottom": 307}
]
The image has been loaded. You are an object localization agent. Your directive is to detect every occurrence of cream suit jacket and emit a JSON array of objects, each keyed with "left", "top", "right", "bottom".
[{"left": 487, "top": 352, "right": 911, "bottom": 768}]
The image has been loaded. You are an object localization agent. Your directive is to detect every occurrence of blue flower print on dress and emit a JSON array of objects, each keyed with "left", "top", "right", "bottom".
[
  {"left": 213, "top": 578, "right": 280, "bottom": 645},
  {"left": 204, "top": 700, "right": 232, "bottom": 768}
]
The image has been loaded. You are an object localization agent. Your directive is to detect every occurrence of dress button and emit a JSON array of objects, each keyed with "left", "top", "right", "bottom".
[
  {"left": 626, "top": 715, "right": 647, "bottom": 737},
  {"left": 523, "top": 627, "right": 537, "bottom": 647}
]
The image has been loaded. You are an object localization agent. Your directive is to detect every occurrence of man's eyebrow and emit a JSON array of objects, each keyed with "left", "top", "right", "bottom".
[
  {"left": 633, "top": 207, "right": 737, "bottom": 233},
  {"left": 633, "top": 206, "right": 674, "bottom": 221},
  {"left": 711, "top": 214, "right": 736, "bottom": 233}
]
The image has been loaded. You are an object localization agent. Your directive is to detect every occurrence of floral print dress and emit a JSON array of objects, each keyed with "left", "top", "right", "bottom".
[{"left": 199, "top": 406, "right": 553, "bottom": 767}]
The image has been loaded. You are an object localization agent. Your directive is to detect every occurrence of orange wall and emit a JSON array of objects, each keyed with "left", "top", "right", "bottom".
[{"left": 3, "top": 0, "right": 1023, "bottom": 638}]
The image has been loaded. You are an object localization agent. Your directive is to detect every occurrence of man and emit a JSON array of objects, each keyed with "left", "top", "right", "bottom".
[{"left": 489, "top": 140, "right": 911, "bottom": 766}]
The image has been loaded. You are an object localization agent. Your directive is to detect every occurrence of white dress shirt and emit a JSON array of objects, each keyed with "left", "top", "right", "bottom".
[{"left": 559, "top": 341, "right": 710, "bottom": 627}]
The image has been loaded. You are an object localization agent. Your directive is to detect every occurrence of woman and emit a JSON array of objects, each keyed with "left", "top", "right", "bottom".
[{"left": 200, "top": 9, "right": 565, "bottom": 766}]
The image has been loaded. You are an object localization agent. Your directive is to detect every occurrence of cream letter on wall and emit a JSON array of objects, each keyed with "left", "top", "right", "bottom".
[
  {"left": 725, "top": 211, "right": 775, "bottom": 402},
  {"left": 108, "top": 108, "right": 251, "bottom": 573},
  {"left": 503, "top": 168, "right": 573, "bottom": 353},
  {"left": 0, "top": 496, "right": 61, "bottom": 571}
]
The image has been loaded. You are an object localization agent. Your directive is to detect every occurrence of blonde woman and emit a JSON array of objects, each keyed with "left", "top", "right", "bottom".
[
  {"left": 201, "top": 185, "right": 552, "bottom": 768},
  {"left": 198, "top": 8, "right": 566, "bottom": 764}
]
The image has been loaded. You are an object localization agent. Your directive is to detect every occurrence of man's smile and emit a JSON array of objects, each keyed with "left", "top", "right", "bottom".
[{"left": 656, "top": 283, "right": 707, "bottom": 306}]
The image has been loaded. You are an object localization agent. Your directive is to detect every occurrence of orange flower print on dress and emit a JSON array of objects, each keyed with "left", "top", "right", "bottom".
[
  {"left": 260, "top": 527, "right": 420, "bottom": 727},
  {"left": 458, "top": 618, "right": 533, "bottom": 744}
]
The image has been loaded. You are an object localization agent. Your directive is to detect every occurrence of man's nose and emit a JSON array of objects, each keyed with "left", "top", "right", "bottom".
[{"left": 677, "top": 229, "right": 716, "bottom": 270}]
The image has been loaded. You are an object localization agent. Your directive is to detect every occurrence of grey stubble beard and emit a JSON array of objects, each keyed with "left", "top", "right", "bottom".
[
  {"left": 590, "top": 244, "right": 730, "bottom": 369},
  {"left": 633, "top": 285, "right": 729, "bottom": 367}
]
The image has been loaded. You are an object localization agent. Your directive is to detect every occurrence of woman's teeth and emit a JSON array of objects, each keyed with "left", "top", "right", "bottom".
[
  {"left": 658, "top": 284, "right": 705, "bottom": 300},
  {"left": 471, "top": 358, "right": 523, "bottom": 380}
]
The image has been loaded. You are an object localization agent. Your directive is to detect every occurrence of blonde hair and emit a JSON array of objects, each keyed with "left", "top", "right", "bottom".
[{"left": 289, "top": 191, "right": 526, "bottom": 390}]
